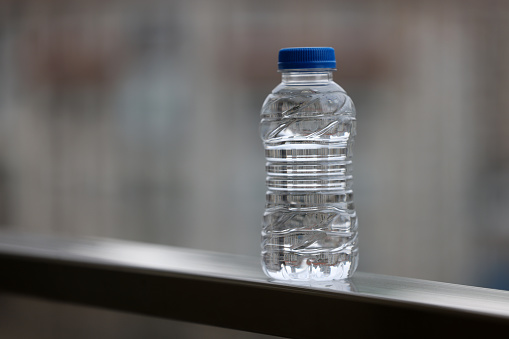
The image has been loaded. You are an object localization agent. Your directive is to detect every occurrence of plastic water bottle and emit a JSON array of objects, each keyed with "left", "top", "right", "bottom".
[{"left": 260, "top": 47, "right": 358, "bottom": 281}]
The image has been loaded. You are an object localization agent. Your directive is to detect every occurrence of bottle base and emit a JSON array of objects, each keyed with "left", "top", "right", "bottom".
[{"left": 262, "top": 251, "right": 358, "bottom": 281}]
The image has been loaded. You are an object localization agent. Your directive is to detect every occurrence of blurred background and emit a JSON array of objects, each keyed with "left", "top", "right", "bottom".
[{"left": 1, "top": 0, "right": 509, "bottom": 337}]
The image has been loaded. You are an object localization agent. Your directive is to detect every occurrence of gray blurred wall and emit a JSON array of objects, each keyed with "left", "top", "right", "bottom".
[{"left": 0, "top": 0, "right": 508, "bottom": 289}]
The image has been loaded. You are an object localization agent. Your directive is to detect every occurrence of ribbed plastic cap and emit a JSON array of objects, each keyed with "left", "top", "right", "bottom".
[{"left": 278, "top": 47, "right": 336, "bottom": 70}]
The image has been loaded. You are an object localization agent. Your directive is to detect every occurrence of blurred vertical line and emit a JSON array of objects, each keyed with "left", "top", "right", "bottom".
[
  {"left": 0, "top": 1, "right": 30, "bottom": 228},
  {"left": 474, "top": 0, "right": 509, "bottom": 288},
  {"left": 0, "top": 1, "right": 8, "bottom": 227}
]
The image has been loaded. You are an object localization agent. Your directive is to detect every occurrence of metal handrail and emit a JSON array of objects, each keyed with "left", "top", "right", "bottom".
[{"left": 1, "top": 231, "right": 508, "bottom": 338}]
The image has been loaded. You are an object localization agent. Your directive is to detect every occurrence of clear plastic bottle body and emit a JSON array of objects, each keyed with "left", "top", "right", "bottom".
[{"left": 260, "top": 70, "right": 358, "bottom": 281}]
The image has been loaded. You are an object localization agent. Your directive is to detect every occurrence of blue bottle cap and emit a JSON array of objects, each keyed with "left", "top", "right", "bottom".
[{"left": 278, "top": 47, "right": 336, "bottom": 70}]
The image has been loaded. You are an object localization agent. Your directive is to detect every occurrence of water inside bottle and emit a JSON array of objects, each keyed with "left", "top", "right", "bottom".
[{"left": 261, "top": 88, "right": 358, "bottom": 280}]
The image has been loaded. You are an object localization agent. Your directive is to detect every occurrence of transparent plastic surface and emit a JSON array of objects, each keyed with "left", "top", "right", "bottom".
[{"left": 260, "top": 70, "right": 358, "bottom": 281}]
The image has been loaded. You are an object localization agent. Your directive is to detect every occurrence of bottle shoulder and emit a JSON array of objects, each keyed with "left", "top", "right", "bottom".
[{"left": 261, "top": 81, "right": 355, "bottom": 117}]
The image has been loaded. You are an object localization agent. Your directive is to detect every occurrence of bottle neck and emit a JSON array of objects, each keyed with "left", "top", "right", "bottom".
[{"left": 281, "top": 70, "right": 334, "bottom": 85}]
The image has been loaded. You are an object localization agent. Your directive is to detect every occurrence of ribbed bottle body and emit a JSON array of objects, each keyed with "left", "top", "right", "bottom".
[{"left": 260, "top": 79, "right": 358, "bottom": 280}]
